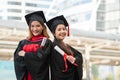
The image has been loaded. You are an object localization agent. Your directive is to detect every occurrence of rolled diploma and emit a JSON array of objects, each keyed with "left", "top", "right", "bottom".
[
  {"left": 54, "top": 45, "right": 76, "bottom": 64},
  {"left": 41, "top": 37, "right": 47, "bottom": 46},
  {"left": 54, "top": 46, "right": 65, "bottom": 56}
]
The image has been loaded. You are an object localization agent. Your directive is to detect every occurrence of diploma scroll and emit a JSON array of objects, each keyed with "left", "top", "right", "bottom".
[
  {"left": 54, "top": 46, "right": 65, "bottom": 56},
  {"left": 37, "top": 37, "right": 47, "bottom": 58},
  {"left": 41, "top": 37, "right": 47, "bottom": 47},
  {"left": 54, "top": 45, "right": 76, "bottom": 64}
]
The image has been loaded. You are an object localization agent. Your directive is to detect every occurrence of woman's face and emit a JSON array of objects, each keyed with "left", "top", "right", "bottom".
[
  {"left": 30, "top": 21, "right": 43, "bottom": 36},
  {"left": 54, "top": 24, "right": 67, "bottom": 40}
]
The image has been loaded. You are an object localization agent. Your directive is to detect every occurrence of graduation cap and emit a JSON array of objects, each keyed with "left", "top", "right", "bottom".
[
  {"left": 46, "top": 15, "right": 70, "bottom": 36},
  {"left": 25, "top": 11, "right": 46, "bottom": 26}
]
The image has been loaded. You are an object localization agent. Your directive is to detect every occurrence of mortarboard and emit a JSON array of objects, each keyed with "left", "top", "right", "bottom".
[
  {"left": 46, "top": 15, "right": 70, "bottom": 36},
  {"left": 25, "top": 11, "right": 46, "bottom": 26}
]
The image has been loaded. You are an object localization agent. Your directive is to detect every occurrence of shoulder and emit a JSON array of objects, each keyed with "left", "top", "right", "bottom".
[
  {"left": 45, "top": 38, "right": 52, "bottom": 44},
  {"left": 70, "top": 46, "right": 83, "bottom": 62},
  {"left": 70, "top": 46, "right": 82, "bottom": 54},
  {"left": 43, "top": 38, "right": 53, "bottom": 47},
  {"left": 19, "top": 39, "right": 27, "bottom": 44},
  {"left": 52, "top": 40, "right": 58, "bottom": 47},
  {"left": 18, "top": 39, "right": 28, "bottom": 46},
  {"left": 47, "top": 38, "right": 52, "bottom": 42}
]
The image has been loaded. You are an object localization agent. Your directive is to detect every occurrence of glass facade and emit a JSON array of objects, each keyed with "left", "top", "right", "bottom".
[
  {"left": 67, "top": 11, "right": 92, "bottom": 24},
  {"left": 8, "top": 16, "right": 21, "bottom": 20},
  {"left": 0, "top": 61, "right": 16, "bottom": 80},
  {"left": 96, "top": 0, "right": 120, "bottom": 34},
  {"left": 8, "top": 9, "right": 21, "bottom": 13},
  {"left": 0, "top": 0, "right": 52, "bottom": 21},
  {"left": 7, "top": 1, "right": 21, "bottom": 5},
  {"left": 0, "top": 0, "right": 119, "bottom": 33}
]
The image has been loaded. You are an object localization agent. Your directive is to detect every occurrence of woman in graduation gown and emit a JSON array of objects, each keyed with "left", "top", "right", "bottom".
[
  {"left": 14, "top": 11, "right": 52, "bottom": 80},
  {"left": 46, "top": 15, "right": 83, "bottom": 80}
]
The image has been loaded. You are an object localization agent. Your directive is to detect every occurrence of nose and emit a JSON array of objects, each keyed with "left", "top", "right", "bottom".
[{"left": 33, "top": 26, "right": 37, "bottom": 30}]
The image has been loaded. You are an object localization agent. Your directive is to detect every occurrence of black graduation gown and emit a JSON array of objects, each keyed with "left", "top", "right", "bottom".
[
  {"left": 50, "top": 42, "right": 83, "bottom": 80},
  {"left": 14, "top": 39, "right": 52, "bottom": 80}
]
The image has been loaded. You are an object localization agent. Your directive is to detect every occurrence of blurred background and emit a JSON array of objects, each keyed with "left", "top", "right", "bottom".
[{"left": 0, "top": 0, "right": 120, "bottom": 80}]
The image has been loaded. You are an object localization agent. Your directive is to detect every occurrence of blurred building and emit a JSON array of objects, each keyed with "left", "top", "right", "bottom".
[
  {"left": 0, "top": 0, "right": 54, "bottom": 22},
  {"left": 96, "top": 0, "right": 120, "bottom": 34},
  {"left": 0, "top": 0, "right": 120, "bottom": 80},
  {"left": 0, "top": 0, "right": 120, "bottom": 34},
  {"left": 52, "top": 0, "right": 97, "bottom": 31}
]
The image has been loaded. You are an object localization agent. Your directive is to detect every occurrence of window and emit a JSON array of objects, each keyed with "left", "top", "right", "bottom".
[
  {"left": 26, "top": 3, "right": 37, "bottom": 7},
  {"left": 80, "top": 0, "right": 92, "bottom": 4},
  {"left": 85, "top": 11, "right": 91, "bottom": 20},
  {"left": 8, "top": 16, "right": 21, "bottom": 20},
  {"left": 97, "top": 12, "right": 105, "bottom": 20},
  {"left": 25, "top": 10, "right": 33, "bottom": 14},
  {"left": 26, "top": 3, "right": 49, "bottom": 8},
  {"left": 8, "top": 9, "right": 21, "bottom": 13},
  {"left": 8, "top": 1, "right": 21, "bottom": 5},
  {"left": 96, "top": 21, "right": 104, "bottom": 31}
]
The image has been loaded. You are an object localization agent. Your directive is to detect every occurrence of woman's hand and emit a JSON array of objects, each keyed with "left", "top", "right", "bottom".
[
  {"left": 18, "top": 50, "right": 25, "bottom": 57},
  {"left": 67, "top": 55, "right": 76, "bottom": 64}
]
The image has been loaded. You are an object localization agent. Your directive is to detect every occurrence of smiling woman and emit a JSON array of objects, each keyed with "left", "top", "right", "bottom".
[
  {"left": 46, "top": 15, "right": 83, "bottom": 80},
  {"left": 14, "top": 11, "right": 53, "bottom": 80}
]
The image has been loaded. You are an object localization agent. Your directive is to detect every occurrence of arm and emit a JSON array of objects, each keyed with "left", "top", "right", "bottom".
[
  {"left": 71, "top": 47, "right": 83, "bottom": 80},
  {"left": 37, "top": 39, "right": 52, "bottom": 58},
  {"left": 14, "top": 40, "right": 27, "bottom": 80},
  {"left": 54, "top": 45, "right": 77, "bottom": 66}
]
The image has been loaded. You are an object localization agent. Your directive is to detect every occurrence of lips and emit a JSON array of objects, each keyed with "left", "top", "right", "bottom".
[
  {"left": 60, "top": 33, "right": 66, "bottom": 37},
  {"left": 32, "top": 30, "right": 40, "bottom": 35},
  {"left": 33, "top": 30, "right": 39, "bottom": 33}
]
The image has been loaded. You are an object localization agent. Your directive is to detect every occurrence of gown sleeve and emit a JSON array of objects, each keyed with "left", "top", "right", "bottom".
[
  {"left": 23, "top": 39, "right": 53, "bottom": 80},
  {"left": 14, "top": 40, "right": 27, "bottom": 80},
  {"left": 36, "top": 39, "right": 53, "bottom": 58},
  {"left": 71, "top": 47, "right": 83, "bottom": 80}
]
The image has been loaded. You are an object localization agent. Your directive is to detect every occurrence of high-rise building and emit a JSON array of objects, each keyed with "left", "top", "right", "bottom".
[
  {"left": 0, "top": 0, "right": 119, "bottom": 34},
  {"left": 53, "top": 0, "right": 97, "bottom": 31},
  {"left": 0, "top": 0, "right": 54, "bottom": 22},
  {"left": 54, "top": 0, "right": 120, "bottom": 34},
  {"left": 0, "top": 0, "right": 97, "bottom": 31},
  {"left": 96, "top": 0, "right": 120, "bottom": 34}
]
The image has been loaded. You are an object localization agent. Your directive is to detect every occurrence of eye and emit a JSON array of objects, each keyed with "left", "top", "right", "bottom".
[
  {"left": 31, "top": 25, "right": 34, "bottom": 27},
  {"left": 63, "top": 28, "right": 66, "bottom": 30},
  {"left": 37, "top": 24, "right": 42, "bottom": 27},
  {"left": 58, "top": 28, "right": 61, "bottom": 31},
  {"left": 36, "top": 25, "right": 40, "bottom": 27}
]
